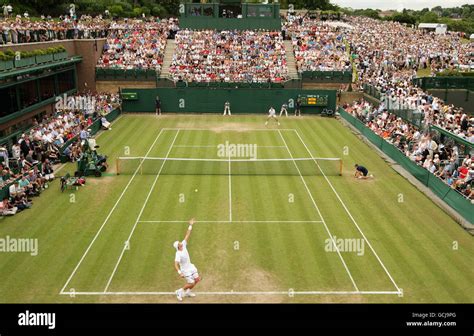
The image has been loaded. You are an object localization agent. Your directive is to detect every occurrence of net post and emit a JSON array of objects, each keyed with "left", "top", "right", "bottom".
[
  {"left": 116, "top": 158, "right": 119, "bottom": 175},
  {"left": 339, "top": 159, "right": 343, "bottom": 176}
]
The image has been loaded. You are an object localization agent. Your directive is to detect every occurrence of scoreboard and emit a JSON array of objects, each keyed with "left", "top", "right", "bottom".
[
  {"left": 298, "top": 94, "right": 329, "bottom": 107},
  {"left": 121, "top": 92, "right": 138, "bottom": 101}
]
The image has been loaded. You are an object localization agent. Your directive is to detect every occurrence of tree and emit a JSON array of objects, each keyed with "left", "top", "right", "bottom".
[
  {"left": 294, "top": 0, "right": 337, "bottom": 11},
  {"left": 419, "top": 11, "right": 439, "bottom": 23},
  {"left": 390, "top": 12, "right": 416, "bottom": 25},
  {"left": 461, "top": 7, "right": 471, "bottom": 19}
]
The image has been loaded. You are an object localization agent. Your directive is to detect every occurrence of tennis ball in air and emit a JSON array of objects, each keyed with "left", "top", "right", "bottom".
[{"left": 195, "top": 189, "right": 198, "bottom": 192}]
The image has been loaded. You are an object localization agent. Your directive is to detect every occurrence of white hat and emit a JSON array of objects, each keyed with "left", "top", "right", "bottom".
[{"left": 173, "top": 241, "right": 180, "bottom": 250}]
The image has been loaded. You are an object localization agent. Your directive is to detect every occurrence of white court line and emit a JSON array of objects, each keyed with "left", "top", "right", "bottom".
[
  {"left": 228, "top": 150, "right": 232, "bottom": 222},
  {"left": 173, "top": 145, "right": 286, "bottom": 148},
  {"left": 138, "top": 220, "right": 324, "bottom": 224},
  {"left": 292, "top": 129, "right": 402, "bottom": 293},
  {"left": 59, "top": 128, "right": 166, "bottom": 295},
  {"left": 103, "top": 130, "right": 180, "bottom": 293},
  {"left": 162, "top": 128, "right": 297, "bottom": 132},
  {"left": 60, "top": 290, "right": 400, "bottom": 296},
  {"left": 277, "top": 129, "right": 360, "bottom": 292}
]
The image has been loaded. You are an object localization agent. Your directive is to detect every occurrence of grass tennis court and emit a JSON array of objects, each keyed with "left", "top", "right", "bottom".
[{"left": 1, "top": 115, "right": 473, "bottom": 303}]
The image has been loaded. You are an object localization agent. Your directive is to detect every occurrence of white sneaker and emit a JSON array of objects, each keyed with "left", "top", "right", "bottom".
[
  {"left": 175, "top": 289, "right": 183, "bottom": 301},
  {"left": 185, "top": 290, "right": 196, "bottom": 297}
]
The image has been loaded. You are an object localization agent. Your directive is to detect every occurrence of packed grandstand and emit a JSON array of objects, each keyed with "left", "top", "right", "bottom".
[{"left": 0, "top": 8, "right": 473, "bottom": 218}]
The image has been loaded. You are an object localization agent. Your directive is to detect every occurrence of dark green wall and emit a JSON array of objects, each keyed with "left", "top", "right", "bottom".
[
  {"left": 179, "top": 17, "right": 281, "bottom": 30},
  {"left": 121, "top": 88, "right": 337, "bottom": 114}
]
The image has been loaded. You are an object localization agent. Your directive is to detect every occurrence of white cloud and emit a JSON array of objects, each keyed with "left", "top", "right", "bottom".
[{"left": 331, "top": 0, "right": 471, "bottom": 10}]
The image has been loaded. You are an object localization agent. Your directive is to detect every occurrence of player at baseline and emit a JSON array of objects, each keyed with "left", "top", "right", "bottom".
[
  {"left": 174, "top": 218, "right": 201, "bottom": 301},
  {"left": 279, "top": 103, "right": 288, "bottom": 117},
  {"left": 265, "top": 106, "right": 280, "bottom": 126}
]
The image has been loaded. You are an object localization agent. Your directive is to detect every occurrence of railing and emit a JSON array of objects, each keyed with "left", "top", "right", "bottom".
[
  {"left": 95, "top": 68, "right": 158, "bottom": 81},
  {"left": 174, "top": 81, "right": 286, "bottom": 89},
  {"left": 413, "top": 77, "right": 474, "bottom": 91},
  {"left": 390, "top": 109, "right": 424, "bottom": 128},
  {"left": 362, "top": 83, "right": 383, "bottom": 100},
  {"left": 301, "top": 70, "right": 352, "bottom": 83}
]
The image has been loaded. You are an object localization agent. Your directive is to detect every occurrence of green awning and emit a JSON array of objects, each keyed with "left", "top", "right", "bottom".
[{"left": 0, "top": 56, "right": 82, "bottom": 82}]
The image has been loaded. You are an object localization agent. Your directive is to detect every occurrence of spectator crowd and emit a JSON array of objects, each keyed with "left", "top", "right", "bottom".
[
  {"left": 97, "top": 18, "right": 178, "bottom": 73},
  {"left": 0, "top": 15, "right": 110, "bottom": 45},
  {"left": 0, "top": 92, "right": 120, "bottom": 217},
  {"left": 284, "top": 13, "right": 351, "bottom": 72},
  {"left": 344, "top": 98, "right": 474, "bottom": 200},
  {"left": 169, "top": 29, "right": 289, "bottom": 83}
]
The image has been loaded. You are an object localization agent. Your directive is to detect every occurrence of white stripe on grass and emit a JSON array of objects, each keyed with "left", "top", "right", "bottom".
[
  {"left": 292, "top": 129, "right": 402, "bottom": 293},
  {"left": 103, "top": 130, "right": 180, "bottom": 293},
  {"left": 60, "top": 290, "right": 401, "bottom": 296},
  {"left": 277, "top": 129, "right": 360, "bottom": 292},
  {"left": 60, "top": 128, "right": 165, "bottom": 295},
  {"left": 138, "top": 220, "right": 324, "bottom": 223}
]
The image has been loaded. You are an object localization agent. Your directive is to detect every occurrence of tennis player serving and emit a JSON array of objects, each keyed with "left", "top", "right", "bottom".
[{"left": 174, "top": 218, "right": 201, "bottom": 301}]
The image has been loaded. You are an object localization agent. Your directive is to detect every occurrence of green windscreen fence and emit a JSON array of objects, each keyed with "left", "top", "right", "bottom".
[
  {"left": 122, "top": 88, "right": 337, "bottom": 114},
  {"left": 339, "top": 107, "right": 474, "bottom": 224}
]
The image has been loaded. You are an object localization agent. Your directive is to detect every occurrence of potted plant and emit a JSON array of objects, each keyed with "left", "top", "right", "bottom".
[
  {"left": 35, "top": 49, "right": 53, "bottom": 64},
  {"left": 14, "top": 50, "right": 36, "bottom": 68},
  {"left": 52, "top": 46, "right": 68, "bottom": 61},
  {"left": 0, "top": 51, "right": 14, "bottom": 71}
]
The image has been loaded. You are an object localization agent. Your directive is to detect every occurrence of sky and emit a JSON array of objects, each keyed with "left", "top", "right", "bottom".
[{"left": 331, "top": 0, "right": 471, "bottom": 11}]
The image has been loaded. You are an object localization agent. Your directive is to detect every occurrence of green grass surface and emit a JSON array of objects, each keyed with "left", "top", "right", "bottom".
[{"left": 0, "top": 115, "right": 472, "bottom": 303}]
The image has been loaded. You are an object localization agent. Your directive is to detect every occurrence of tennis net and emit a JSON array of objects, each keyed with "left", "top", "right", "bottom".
[{"left": 116, "top": 157, "right": 343, "bottom": 176}]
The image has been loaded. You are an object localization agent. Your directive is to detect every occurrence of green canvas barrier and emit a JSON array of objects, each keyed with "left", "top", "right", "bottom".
[
  {"left": 122, "top": 88, "right": 337, "bottom": 115},
  {"left": 339, "top": 107, "right": 473, "bottom": 224},
  {"left": 444, "top": 190, "right": 474, "bottom": 224}
]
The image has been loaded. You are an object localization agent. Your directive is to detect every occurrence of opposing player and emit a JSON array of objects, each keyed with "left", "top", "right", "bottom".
[
  {"left": 279, "top": 103, "right": 288, "bottom": 117},
  {"left": 265, "top": 106, "right": 280, "bottom": 126},
  {"left": 174, "top": 218, "right": 200, "bottom": 301},
  {"left": 223, "top": 101, "right": 231, "bottom": 116}
]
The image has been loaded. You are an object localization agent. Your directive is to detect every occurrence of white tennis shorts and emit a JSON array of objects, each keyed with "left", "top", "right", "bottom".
[{"left": 183, "top": 264, "right": 199, "bottom": 284}]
